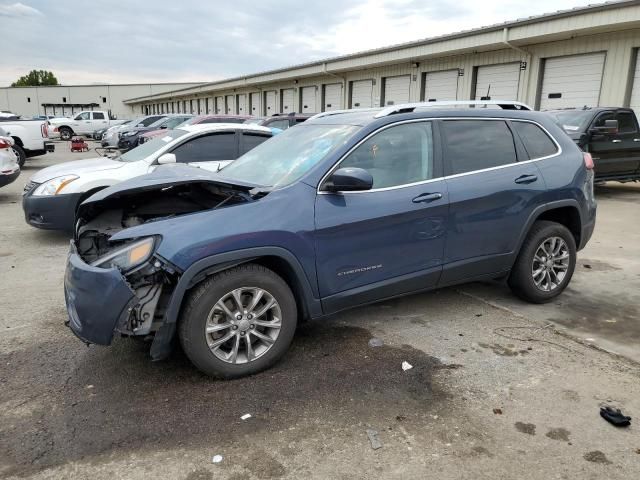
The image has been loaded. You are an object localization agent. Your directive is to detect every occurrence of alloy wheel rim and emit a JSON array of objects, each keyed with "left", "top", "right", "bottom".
[
  {"left": 205, "top": 287, "right": 282, "bottom": 364},
  {"left": 531, "top": 236, "right": 570, "bottom": 292}
]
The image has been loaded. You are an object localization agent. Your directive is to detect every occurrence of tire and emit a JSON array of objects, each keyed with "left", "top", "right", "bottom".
[
  {"left": 59, "top": 127, "right": 73, "bottom": 141},
  {"left": 178, "top": 264, "right": 297, "bottom": 378},
  {"left": 508, "top": 220, "right": 576, "bottom": 304},
  {"left": 12, "top": 144, "right": 26, "bottom": 168}
]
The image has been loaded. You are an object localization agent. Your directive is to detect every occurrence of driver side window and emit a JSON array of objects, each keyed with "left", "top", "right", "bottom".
[
  {"left": 339, "top": 122, "right": 434, "bottom": 189},
  {"left": 75, "top": 112, "right": 90, "bottom": 121}
]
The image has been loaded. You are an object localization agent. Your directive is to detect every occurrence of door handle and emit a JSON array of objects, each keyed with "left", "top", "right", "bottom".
[
  {"left": 634, "top": 138, "right": 640, "bottom": 142},
  {"left": 412, "top": 192, "right": 442, "bottom": 203},
  {"left": 514, "top": 174, "right": 538, "bottom": 184},
  {"left": 611, "top": 139, "right": 622, "bottom": 143}
]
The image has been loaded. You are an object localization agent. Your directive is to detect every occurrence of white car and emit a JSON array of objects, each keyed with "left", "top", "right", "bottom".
[
  {"left": 101, "top": 115, "right": 166, "bottom": 147},
  {"left": 0, "top": 128, "right": 20, "bottom": 188},
  {"left": 22, "top": 123, "right": 275, "bottom": 231}
]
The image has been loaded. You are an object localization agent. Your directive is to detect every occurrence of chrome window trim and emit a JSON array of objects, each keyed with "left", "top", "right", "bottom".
[{"left": 317, "top": 117, "right": 562, "bottom": 195}]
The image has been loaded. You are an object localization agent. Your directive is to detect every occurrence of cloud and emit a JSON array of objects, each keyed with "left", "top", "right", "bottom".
[
  {"left": 0, "top": 0, "right": 593, "bottom": 86},
  {"left": 0, "top": 2, "right": 42, "bottom": 17}
]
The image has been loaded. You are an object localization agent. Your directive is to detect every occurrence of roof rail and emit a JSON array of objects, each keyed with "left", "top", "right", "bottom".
[
  {"left": 307, "top": 107, "right": 381, "bottom": 121},
  {"left": 374, "top": 100, "right": 532, "bottom": 118}
]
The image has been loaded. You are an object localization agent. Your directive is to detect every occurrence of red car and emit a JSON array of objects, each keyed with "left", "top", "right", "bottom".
[{"left": 138, "top": 115, "right": 253, "bottom": 144}]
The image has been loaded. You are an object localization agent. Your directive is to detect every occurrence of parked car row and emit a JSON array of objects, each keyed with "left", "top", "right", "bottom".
[{"left": 0, "top": 115, "right": 54, "bottom": 167}]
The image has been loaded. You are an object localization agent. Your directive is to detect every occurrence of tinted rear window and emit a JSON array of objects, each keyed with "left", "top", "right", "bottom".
[
  {"left": 512, "top": 121, "right": 558, "bottom": 159},
  {"left": 442, "top": 120, "right": 517, "bottom": 175}
]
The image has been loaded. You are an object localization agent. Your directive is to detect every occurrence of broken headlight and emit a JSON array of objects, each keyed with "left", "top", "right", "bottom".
[{"left": 91, "top": 237, "right": 156, "bottom": 272}]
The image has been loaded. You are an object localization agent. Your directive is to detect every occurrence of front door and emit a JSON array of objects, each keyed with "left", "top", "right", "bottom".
[
  {"left": 439, "top": 119, "right": 549, "bottom": 284},
  {"left": 588, "top": 110, "right": 640, "bottom": 179},
  {"left": 314, "top": 121, "right": 448, "bottom": 313}
]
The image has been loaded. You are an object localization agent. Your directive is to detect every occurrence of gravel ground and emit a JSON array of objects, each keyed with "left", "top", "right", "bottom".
[{"left": 0, "top": 144, "right": 639, "bottom": 479}]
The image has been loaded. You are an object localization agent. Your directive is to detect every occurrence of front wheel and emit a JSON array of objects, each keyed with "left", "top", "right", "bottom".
[
  {"left": 12, "top": 144, "right": 26, "bottom": 168},
  {"left": 508, "top": 220, "right": 577, "bottom": 303},
  {"left": 178, "top": 264, "right": 297, "bottom": 378}
]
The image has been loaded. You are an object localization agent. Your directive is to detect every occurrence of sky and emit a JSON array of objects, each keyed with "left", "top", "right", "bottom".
[{"left": 0, "top": 0, "right": 597, "bottom": 87}]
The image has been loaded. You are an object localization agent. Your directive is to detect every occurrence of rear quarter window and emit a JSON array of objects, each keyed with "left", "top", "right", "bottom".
[
  {"left": 511, "top": 121, "right": 558, "bottom": 159},
  {"left": 441, "top": 120, "right": 517, "bottom": 175}
]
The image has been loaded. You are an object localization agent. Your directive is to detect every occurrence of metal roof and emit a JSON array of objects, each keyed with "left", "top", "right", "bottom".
[{"left": 124, "top": 0, "right": 640, "bottom": 103}]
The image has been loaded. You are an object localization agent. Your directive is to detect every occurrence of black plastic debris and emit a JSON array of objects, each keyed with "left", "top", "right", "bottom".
[{"left": 600, "top": 406, "right": 631, "bottom": 427}]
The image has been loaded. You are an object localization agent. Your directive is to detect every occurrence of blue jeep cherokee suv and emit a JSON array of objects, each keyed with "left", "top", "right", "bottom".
[{"left": 65, "top": 101, "right": 597, "bottom": 378}]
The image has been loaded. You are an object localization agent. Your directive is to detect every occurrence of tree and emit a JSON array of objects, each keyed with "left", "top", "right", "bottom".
[{"left": 11, "top": 70, "right": 59, "bottom": 87}]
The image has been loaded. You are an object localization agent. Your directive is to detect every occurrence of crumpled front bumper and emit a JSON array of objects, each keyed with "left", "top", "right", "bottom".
[{"left": 64, "top": 241, "right": 138, "bottom": 345}]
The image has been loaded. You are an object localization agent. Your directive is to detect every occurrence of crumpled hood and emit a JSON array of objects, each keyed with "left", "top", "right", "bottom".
[
  {"left": 31, "top": 157, "right": 125, "bottom": 183},
  {"left": 81, "top": 164, "right": 264, "bottom": 206}
]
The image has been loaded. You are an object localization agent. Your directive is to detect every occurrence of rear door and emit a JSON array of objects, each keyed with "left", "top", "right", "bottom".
[
  {"left": 440, "top": 119, "right": 550, "bottom": 284},
  {"left": 170, "top": 131, "right": 239, "bottom": 172},
  {"left": 314, "top": 121, "right": 448, "bottom": 312},
  {"left": 588, "top": 110, "right": 640, "bottom": 179},
  {"left": 91, "top": 112, "right": 108, "bottom": 131}
]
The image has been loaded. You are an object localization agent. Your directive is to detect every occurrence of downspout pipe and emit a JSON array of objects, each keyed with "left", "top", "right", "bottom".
[{"left": 502, "top": 27, "right": 533, "bottom": 103}]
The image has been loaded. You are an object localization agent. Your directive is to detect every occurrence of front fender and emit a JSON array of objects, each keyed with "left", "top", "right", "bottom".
[{"left": 150, "top": 246, "right": 323, "bottom": 361}]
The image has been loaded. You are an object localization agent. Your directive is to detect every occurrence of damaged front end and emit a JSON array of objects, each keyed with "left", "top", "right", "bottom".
[{"left": 64, "top": 166, "right": 261, "bottom": 355}]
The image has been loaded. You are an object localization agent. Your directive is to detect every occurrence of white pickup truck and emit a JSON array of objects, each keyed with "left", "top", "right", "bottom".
[
  {"left": 0, "top": 118, "right": 53, "bottom": 167},
  {"left": 49, "top": 111, "right": 126, "bottom": 140}
]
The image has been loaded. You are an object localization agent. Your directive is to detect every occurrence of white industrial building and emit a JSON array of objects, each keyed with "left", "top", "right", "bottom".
[
  {"left": 124, "top": 1, "right": 640, "bottom": 116},
  {"left": 0, "top": 82, "right": 202, "bottom": 119}
]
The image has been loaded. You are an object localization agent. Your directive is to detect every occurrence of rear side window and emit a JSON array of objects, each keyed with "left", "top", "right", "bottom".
[
  {"left": 240, "top": 133, "right": 271, "bottom": 154},
  {"left": 442, "top": 120, "right": 516, "bottom": 175},
  {"left": 267, "top": 119, "right": 290, "bottom": 130},
  {"left": 141, "top": 116, "right": 163, "bottom": 126},
  {"left": 171, "top": 132, "right": 237, "bottom": 163},
  {"left": 616, "top": 112, "right": 637, "bottom": 133},
  {"left": 511, "top": 121, "right": 558, "bottom": 159},
  {"left": 92, "top": 112, "right": 105, "bottom": 120}
]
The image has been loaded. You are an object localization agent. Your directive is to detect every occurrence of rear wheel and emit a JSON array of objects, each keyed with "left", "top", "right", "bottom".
[
  {"left": 12, "top": 144, "right": 26, "bottom": 168},
  {"left": 59, "top": 127, "right": 73, "bottom": 141},
  {"left": 178, "top": 264, "right": 297, "bottom": 378},
  {"left": 508, "top": 221, "right": 576, "bottom": 303}
]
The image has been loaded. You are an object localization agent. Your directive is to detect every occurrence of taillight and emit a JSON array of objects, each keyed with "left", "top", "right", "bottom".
[
  {"left": 0, "top": 138, "right": 11, "bottom": 149},
  {"left": 583, "top": 152, "right": 594, "bottom": 170},
  {"left": 41, "top": 122, "right": 48, "bottom": 138}
]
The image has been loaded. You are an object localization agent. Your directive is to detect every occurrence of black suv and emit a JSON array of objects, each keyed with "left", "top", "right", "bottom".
[
  {"left": 244, "top": 113, "right": 312, "bottom": 130},
  {"left": 548, "top": 107, "right": 640, "bottom": 182}
]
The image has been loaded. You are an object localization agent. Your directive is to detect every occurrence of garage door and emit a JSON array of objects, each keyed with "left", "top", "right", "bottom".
[
  {"left": 250, "top": 92, "right": 261, "bottom": 116},
  {"left": 281, "top": 89, "right": 295, "bottom": 113},
  {"left": 215, "top": 96, "right": 224, "bottom": 114},
  {"left": 475, "top": 63, "right": 521, "bottom": 101},
  {"left": 382, "top": 75, "right": 410, "bottom": 106},
  {"left": 301, "top": 86, "right": 316, "bottom": 113},
  {"left": 265, "top": 91, "right": 277, "bottom": 114},
  {"left": 323, "top": 83, "right": 343, "bottom": 111},
  {"left": 237, "top": 94, "right": 247, "bottom": 114},
  {"left": 423, "top": 70, "right": 458, "bottom": 101},
  {"left": 540, "top": 53, "right": 606, "bottom": 110},
  {"left": 351, "top": 80, "right": 373, "bottom": 108},
  {"left": 225, "top": 95, "right": 235, "bottom": 114}
]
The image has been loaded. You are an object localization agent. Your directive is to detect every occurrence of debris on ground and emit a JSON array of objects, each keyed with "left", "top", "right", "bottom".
[
  {"left": 600, "top": 406, "right": 631, "bottom": 427},
  {"left": 368, "top": 337, "right": 384, "bottom": 347},
  {"left": 401, "top": 361, "right": 413, "bottom": 371},
  {"left": 493, "top": 408, "right": 503, "bottom": 415},
  {"left": 211, "top": 455, "right": 223, "bottom": 464},
  {"left": 366, "top": 429, "right": 383, "bottom": 450},
  {"left": 240, "top": 413, "right": 252, "bottom": 420}
]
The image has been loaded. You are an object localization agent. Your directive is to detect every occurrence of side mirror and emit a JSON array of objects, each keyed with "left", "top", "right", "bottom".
[
  {"left": 137, "top": 123, "right": 144, "bottom": 127},
  {"left": 324, "top": 167, "right": 373, "bottom": 192},
  {"left": 160, "top": 125, "right": 167, "bottom": 129},
  {"left": 157, "top": 153, "right": 176, "bottom": 165},
  {"left": 590, "top": 119, "right": 619, "bottom": 136}
]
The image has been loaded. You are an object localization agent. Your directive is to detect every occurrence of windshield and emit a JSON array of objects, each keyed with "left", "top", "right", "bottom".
[
  {"left": 220, "top": 124, "right": 359, "bottom": 187},
  {"left": 118, "top": 129, "right": 188, "bottom": 162},
  {"left": 243, "top": 118, "right": 264, "bottom": 125},
  {"left": 548, "top": 111, "right": 593, "bottom": 132},
  {"left": 161, "top": 117, "right": 191, "bottom": 129}
]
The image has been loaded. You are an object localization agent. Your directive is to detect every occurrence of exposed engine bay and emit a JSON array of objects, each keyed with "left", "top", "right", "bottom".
[{"left": 74, "top": 179, "right": 259, "bottom": 340}]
